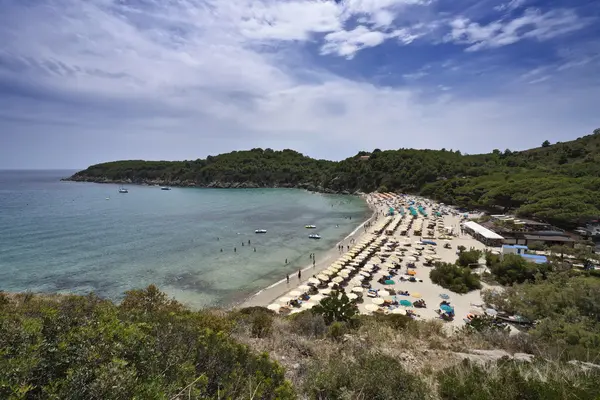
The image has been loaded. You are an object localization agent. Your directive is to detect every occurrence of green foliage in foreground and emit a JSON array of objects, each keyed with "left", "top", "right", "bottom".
[
  {"left": 430, "top": 262, "right": 482, "bottom": 294},
  {"left": 438, "top": 359, "right": 600, "bottom": 400},
  {"left": 71, "top": 129, "right": 600, "bottom": 228},
  {"left": 488, "top": 253, "right": 553, "bottom": 285},
  {"left": 0, "top": 286, "right": 294, "bottom": 400},
  {"left": 484, "top": 275, "right": 600, "bottom": 361},
  {"left": 312, "top": 290, "right": 358, "bottom": 325}
]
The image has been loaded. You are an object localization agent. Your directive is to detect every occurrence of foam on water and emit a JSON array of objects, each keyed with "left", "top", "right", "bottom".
[{"left": 0, "top": 170, "right": 369, "bottom": 308}]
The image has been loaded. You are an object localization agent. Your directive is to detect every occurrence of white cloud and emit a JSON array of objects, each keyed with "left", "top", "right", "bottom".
[
  {"left": 447, "top": 8, "right": 588, "bottom": 51},
  {"left": 494, "top": 0, "right": 527, "bottom": 12},
  {"left": 0, "top": 0, "right": 597, "bottom": 168}
]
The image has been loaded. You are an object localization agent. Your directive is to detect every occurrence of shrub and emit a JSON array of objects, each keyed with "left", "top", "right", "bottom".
[
  {"left": 0, "top": 287, "right": 295, "bottom": 399},
  {"left": 289, "top": 311, "right": 326, "bottom": 338},
  {"left": 437, "top": 359, "right": 600, "bottom": 400},
  {"left": 489, "top": 254, "right": 552, "bottom": 285},
  {"left": 304, "top": 352, "right": 427, "bottom": 400},
  {"left": 430, "top": 262, "right": 482, "bottom": 293},
  {"left": 251, "top": 311, "right": 274, "bottom": 338},
  {"left": 457, "top": 250, "right": 482, "bottom": 267},
  {"left": 327, "top": 321, "right": 347, "bottom": 342},
  {"left": 365, "top": 313, "right": 413, "bottom": 330},
  {"left": 312, "top": 290, "right": 358, "bottom": 325}
]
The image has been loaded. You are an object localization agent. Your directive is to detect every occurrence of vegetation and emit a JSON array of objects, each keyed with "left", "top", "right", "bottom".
[
  {"left": 3, "top": 286, "right": 600, "bottom": 399},
  {"left": 457, "top": 250, "right": 482, "bottom": 267},
  {"left": 488, "top": 253, "right": 552, "bottom": 285},
  {"left": 0, "top": 287, "right": 293, "bottom": 399},
  {"left": 311, "top": 290, "right": 357, "bottom": 325},
  {"left": 69, "top": 129, "right": 600, "bottom": 228},
  {"left": 430, "top": 262, "right": 482, "bottom": 293}
]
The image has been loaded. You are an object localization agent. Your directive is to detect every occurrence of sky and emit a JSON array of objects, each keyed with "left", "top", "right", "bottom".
[{"left": 0, "top": 0, "right": 599, "bottom": 169}]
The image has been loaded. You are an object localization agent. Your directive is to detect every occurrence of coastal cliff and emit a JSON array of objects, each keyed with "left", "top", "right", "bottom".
[{"left": 66, "top": 129, "right": 600, "bottom": 229}]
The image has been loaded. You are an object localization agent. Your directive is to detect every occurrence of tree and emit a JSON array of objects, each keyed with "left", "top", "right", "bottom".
[
  {"left": 312, "top": 290, "right": 358, "bottom": 324},
  {"left": 542, "top": 140, "right": 551, "bottom": 147}
]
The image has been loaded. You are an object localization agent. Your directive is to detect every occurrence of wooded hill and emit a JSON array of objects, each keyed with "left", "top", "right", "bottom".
[{"left": 69, "top": 129, "right": 600, "bottom": 229}]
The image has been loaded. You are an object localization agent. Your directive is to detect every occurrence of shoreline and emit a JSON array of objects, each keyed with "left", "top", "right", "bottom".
[{"left": 240, "top": 196, "right": 380, "bottom": 308}]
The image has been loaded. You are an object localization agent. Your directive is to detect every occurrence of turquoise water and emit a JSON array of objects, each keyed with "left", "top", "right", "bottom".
[{"left": 0, "top": 170, "right": 369, "bottom": 308}]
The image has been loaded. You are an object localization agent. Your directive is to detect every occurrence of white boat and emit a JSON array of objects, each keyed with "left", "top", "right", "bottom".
[
  {"left": 255, "top": 229, "right": 267, "bottom": 234},
  {"left": 118, "top": 187, "right": 128, "bottom": 193},
  {"left": 309, "top": 234, "right": 321, "bottom": 239},
  {"left": 305, "top": 225, "right": 317, "bottom": 229},
  {"left": 161, "top": 186, "right": 171, "bottom": 191}
]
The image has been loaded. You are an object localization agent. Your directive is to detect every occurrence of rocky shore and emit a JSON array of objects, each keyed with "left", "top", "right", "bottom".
[{"left": 62, "top": 175, "right": 359, "bottom": 195}]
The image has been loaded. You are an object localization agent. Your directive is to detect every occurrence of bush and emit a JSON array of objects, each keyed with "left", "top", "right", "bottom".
[
  {"left": 0, "top": 287, "right": 295, "bottom": 399},
  {"left": 457, "top": 250, "right": 482, "bottom": 267},
  {"left": 312, "top": 290, "right": 358, "bottom": 325},
  {"left": 251, "top": 311, "right": 274, "bottom": 338},
  {"left": 304, "top": 352, "right": 427, "bottom": 400},
  {"left": 430, "top": 262, "right": 482, "bottom": 293},
  {"left": 289, "top": 311, "right": 326, "bottom": 338},
  {"left": 437, "top": 359, "right": 600, "bottom": 400},
  {"left": 327, "top": 321, "right": 347, "bottom": 342},
  {"left": 365, "top": 313, "right": 413, "bottom": 330},
  {"left": 489, "top": 254, "right": 551, "bottom": 285}
]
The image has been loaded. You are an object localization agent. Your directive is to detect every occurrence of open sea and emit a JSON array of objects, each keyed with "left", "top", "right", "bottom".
[{"left": 0, "top": 170, "right": 369, "bottom": 308}]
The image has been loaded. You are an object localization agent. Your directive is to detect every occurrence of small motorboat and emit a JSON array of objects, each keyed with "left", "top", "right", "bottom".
[
  {"left": 305, "top": 225, "right": 316, "bottom": 229},
  {"left": 161, "top": 186, "right": 171, "bottom": 191},
  {"left": 255, "top": 229, "right": 267, "bottom": 234},
  {"left": 118, "top": 187, "right": 128, "bottom": 193},
  {"left": 308, "top": 234, "right": 321, "bottom": 239}
]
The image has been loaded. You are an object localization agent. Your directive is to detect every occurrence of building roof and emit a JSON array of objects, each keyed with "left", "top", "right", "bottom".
[
  {"left": 521, "top": 254, "right": 549, "bottom": 264},
  {"left": 503, "top": 245, "right": 528, "bottom": 249},
  {"left": 464, "top": 221, "right": 504, "bottom": 240},
  {"left": 524, "top": 234, "right": 574, "bottom": 242}
]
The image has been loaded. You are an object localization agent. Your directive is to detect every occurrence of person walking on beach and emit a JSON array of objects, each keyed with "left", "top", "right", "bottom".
[
  {"left": 298, "top": 269, "right": 301, "bottom": 280},
  {"left": 286, "top": 274, "right": 290, "bottom": 284},
  {"left": 312, "top": 259, "right": 315, "bottom": 267}
]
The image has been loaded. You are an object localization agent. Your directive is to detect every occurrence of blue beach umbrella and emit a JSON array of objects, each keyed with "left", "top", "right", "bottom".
[
  {"left": 439, "top": 293, "right": 450, "bottom": 300},
  {"left": 400, "top": 299, "right": 412, "bottom": 307},
  {"left": 440, "top": 304, "right": 454, "bottom": 313}
]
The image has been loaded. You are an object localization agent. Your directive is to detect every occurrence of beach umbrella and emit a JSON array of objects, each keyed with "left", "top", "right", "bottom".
[
  {"left": 327, "top": 282, "right": 337, "bottom": 288},
  {"left": 347, "top": 293, "right": 358, "bottom": 300},
  {"left": 321, "top": 288, "right": 332, "bottom": 295},
  {"left": 412, "top": 292, "right": 422, "bottom": 298},
  {"left": 351, "top": 287, "right": 364, "bottom": 293},
  {"left": 339, "top": 271, "right": 350, "bottom": 278},
  {"left": 308, "top": 278, "right": 320, "bottom": 285},
  {"left": 359, "top": 271, "right": 370, "bottom": 277},
  {"left": 439, "top": 293, "right": 450, "bottom": 300},
  {"left": 440, "top": 304, "right": 454, "bottom": 313},
  {"left": 332, "top": 276, "right": 344, "bottom": 283},
  {"left": 425, "top": 250, "right": 436, "bottom": 255},
  {"left": 322, "top": 270, "right": 334, "bottom": 276},
  {"left": 485, "top": 308, "right": 498, "bottom": 316},
  {"left": 302, "top": 302, "right": 316, "bottom": 309},
  {"left": 407, "top": 270, "right": 416, "bottom": 276},
  {"left": 379, "top": 290, "right": 390, "bottom": 297},
  {"left": 372, "top": 298, "right": 384, "bottom": 305},
  {"left": 407, "top": 256, "right": 417, "bottom": 262},
  {"left": 298, "top": 285, "right": 310, "bottom": 292},
  {"left": 391, "top": 308, "right": 405, "bottom": 314},
  {"left": 400, "top": 300, "right": 412, "bottom": 307},
  {"left": 364, "top": 304, "right": 379, "bottom": 312},
  {"left": 311, "top": 295, "right": 324, "bottom": 302},
  {"left": 317, "top": 274, "right": 329, "bottom": 282},
  {"left": 384, "top": 279, "right": 395, "bottom": 285},
  {"left": 278, "top": 297, "right": 292, "bottom": 303},
  {"left": 289, "top": 291, "right": 301, "bottom": 297},
  {"left": 267, "top": 303, "right": 281, "bottom": 312}
]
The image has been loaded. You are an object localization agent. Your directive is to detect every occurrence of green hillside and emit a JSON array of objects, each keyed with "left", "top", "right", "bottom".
[{"left": 69, "top": 129, "right": 600, "bottom": 229}]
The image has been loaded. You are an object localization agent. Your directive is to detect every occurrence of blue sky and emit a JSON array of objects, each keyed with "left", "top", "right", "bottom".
[{"left": 0, "top": 0, "right": 598, "bottom": 168}]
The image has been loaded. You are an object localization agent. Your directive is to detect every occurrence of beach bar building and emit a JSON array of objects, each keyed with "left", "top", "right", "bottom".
[{"left": 463, "top": 221, "right": 504, "bottom": 246}]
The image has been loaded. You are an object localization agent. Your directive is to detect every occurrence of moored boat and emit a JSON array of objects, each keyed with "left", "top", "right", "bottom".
[
  {"left": 308, "top": 234, "right": 321, "bottom": 239},
  {"left": 255, "top": 229, "right": 267, "bottom": 234},
  {"left": 305, "top": 225, "right": 316, "bottom": 229}
]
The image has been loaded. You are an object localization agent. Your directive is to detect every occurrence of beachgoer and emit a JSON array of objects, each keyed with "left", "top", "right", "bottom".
[
  {"left": 220, "top": 248, "right": 223, "bottom": 252},
  {"left": 217, "top": 237, "right": 219, "bottom": 241},
  {"left": 254, "top": 247, "right": 256, "bottom": 252},
  {"left": 242, "top": 242, "right": 244, "bottom": 246},
  {"left": 234, "top": 247, "right": 237, "bottom": 252},
  {"left": 298, "top": 270, "right": 301, "bottom": 279},
  {"left": 286, "top": 274, "right": 290, "bottom": 284},
  {"left": 312, "top": 259, "right": 315, "bottom": 267},
  {"left": 248, "top": 239, "right": 251, "bottom": 245},
  {"left": 285, "top": 258, "right": 288, "bottom": 264}
]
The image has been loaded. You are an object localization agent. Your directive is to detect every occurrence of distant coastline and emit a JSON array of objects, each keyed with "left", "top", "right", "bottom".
[{"left": 62, "top": 175, "right": 361, "bottom": 195}]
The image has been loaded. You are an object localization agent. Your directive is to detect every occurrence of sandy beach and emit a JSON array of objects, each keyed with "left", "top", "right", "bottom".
[
  {"left": 243, "top": 193, "right": 498, "bottom": 328},
  {"left": 242, "top": 196, "right": 383, "bottom": 307}
]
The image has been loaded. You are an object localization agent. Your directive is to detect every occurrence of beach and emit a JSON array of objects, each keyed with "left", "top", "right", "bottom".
[{"left": 245, "top": 193, "right": 498, "bottom": 328}]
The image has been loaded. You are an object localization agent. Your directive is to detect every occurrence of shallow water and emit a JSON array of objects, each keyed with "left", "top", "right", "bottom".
[{"left": 0, "top": 170, "right": 369, "bottom": 308}]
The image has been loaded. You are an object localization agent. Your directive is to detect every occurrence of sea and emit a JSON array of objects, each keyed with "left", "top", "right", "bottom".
[{"left": 0, "top": 170, "right": 370, "bottom": 308}]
